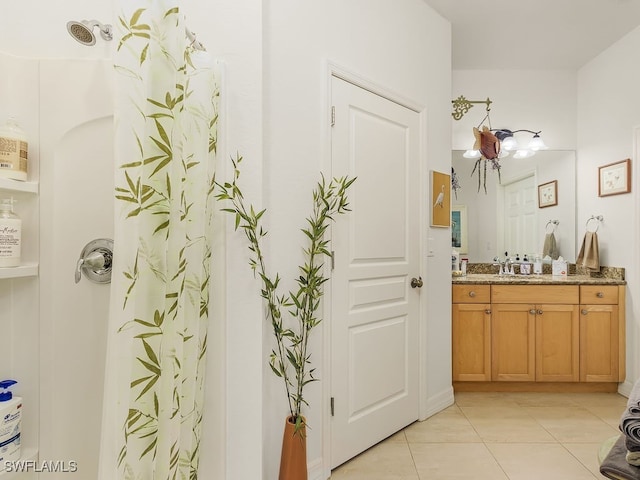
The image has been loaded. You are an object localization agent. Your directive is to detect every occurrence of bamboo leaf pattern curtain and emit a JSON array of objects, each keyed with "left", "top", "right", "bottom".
[{"left": 99, "top": 1, "right": 218, "bottom": 478}]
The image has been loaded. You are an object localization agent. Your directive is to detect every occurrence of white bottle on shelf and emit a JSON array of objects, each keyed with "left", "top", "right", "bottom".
[
  {"left": 0, "top": 117, "right": 28, "bottom": 182},
  {"left": 0, "top": 198, "right": 21, "bottom": 267},
  {"left": 0, "top": 380, "right": 22, "bottom": 472}
]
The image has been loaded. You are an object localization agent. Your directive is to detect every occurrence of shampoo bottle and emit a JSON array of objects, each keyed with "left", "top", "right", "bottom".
[
  {"left": 0, "top": 198, "right": 21, "bottom": 267},
  {"left": 0, "top": 380, "right": 22, "bottom": 470},
  {"left": 0, "top": 117, "right": 28, "bottom": 181}
]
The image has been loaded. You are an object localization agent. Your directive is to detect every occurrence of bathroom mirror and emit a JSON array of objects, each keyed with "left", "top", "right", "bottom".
[{"left": 452, "top": 150, "right": 577, "bottom": 263}]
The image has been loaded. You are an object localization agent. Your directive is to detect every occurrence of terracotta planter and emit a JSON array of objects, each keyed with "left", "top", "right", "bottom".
[{"left": 278, "top": 415, "right": 308, "bottom": 480}]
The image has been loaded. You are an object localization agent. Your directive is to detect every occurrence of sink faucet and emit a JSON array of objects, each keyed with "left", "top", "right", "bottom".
[{"left": 493, "top": 255, "right": 515, "bottom": 276}]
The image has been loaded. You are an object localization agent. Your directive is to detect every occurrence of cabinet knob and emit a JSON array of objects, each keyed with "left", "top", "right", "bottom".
[
  {"left": 485, "top": 309, "right": 491, "bottom": 315},
  {"left": 529, "top": 309, "right": 536, "bottom": 315},
  {"left": 596, "top": 292, "right": 604, "bottom": 298},
  {"left": 581, "top": 309, "right": 588, "bottom": 315},
  {"left": 468, "top": 291, "right": 476, "bottom": 297},
  {"left": 537, "top": 309, "right": 543, "bottom": 315}
]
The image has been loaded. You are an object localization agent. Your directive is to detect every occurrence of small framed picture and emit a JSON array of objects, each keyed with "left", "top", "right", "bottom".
[
  {"left": 451, "top": 205, "right": 468, "bottom": 254},
  {"left": 599, "top": 158, "right": 631, "bottom": 197},
  {"left": 430, "top": 170, "right": 451, "bottom": 228},
  {"left": 538, "top": 180, "right": 558, "bottom": 208}
]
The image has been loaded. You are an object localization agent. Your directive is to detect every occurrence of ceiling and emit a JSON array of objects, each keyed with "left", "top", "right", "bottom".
[{"left": 424, "top": 0, "right": 640, "bottom": 69}]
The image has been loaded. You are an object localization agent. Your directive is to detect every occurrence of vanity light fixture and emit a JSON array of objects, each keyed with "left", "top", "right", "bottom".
[{"left": 452, "top": 95, "right": 547, "bottom": 159}]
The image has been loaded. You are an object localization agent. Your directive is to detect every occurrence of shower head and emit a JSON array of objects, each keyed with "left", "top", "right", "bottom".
[{"left": 67, "top": 20, "right": 113, "bottom": 46}]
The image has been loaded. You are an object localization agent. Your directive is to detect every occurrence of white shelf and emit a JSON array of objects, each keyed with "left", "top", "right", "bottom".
[
  {"left": 0, "top": 263, "right": 38, "bottom": 279},
  {"left": 0, "top": 447, "right": 38, "bottom": 476},
  {"left": 0, "top": 178, "right": 38, "bottom": 195}
]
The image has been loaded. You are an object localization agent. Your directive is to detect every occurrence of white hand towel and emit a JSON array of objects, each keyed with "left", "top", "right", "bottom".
[
  {"left": 542, "top": 233, "right": 559, "bottom": 260},
  {"left": 576, "top": 231, "right": 600, "bottom": 271}
]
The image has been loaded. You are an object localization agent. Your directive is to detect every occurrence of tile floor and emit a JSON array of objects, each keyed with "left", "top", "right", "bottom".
[{"left": 331, "top": 391, "right": 627, "bottom": 479}]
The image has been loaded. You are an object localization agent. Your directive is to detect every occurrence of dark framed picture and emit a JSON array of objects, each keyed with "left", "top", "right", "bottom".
[
  {"left": 599, "top": 158, "right": 631, "bottom": 197},
  {"left": 538, "top": 180, "right": 558, "bottom": 208}
]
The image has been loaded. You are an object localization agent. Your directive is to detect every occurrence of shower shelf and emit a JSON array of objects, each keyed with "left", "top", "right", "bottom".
[
  {"left": 0, "top": 178, "right": 38, "bottom": 195},
  {"left": 0, "top": 263, "right": 38, "bottom": 279}
]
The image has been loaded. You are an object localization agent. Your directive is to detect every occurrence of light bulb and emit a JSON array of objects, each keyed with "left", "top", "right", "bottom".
[
  {"left": 513, "top": 149, "right": 535, "bottom": 159},
  {"left": 500, "top": 136, "right": 518, "bottom": 151},
  {"left": 528, "top": 134, "right": 548, "bottom": 151},
  {"left": 463, "top": 149, "right": 482, "bottom": 159}
]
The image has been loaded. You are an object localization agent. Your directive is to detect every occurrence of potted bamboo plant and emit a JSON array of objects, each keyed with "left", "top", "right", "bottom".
[{"left": 216, "top": 155, "right": 355, "bottom": 479}]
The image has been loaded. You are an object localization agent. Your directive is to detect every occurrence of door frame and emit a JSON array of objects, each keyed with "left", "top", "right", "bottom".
[{"left": 321, "top": 62, "right": 428, "bottom": 478}]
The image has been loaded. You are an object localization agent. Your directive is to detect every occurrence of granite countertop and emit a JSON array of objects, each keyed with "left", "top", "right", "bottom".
[
  {"left": 452, "top": 263, "right": 626, "bottom": 285},
  {"left": 452, "top": 273, "right": 626, "bottom": 285}
]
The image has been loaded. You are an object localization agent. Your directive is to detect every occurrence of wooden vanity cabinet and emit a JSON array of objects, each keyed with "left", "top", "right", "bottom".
[
  {"left": 579, "top": 285, "right": 625, "bottom": 382},
  {"left": 452, "top": 285, "right": 491, "bottom": 381},
  {"left": 491, "top": 285, "right": 579, "bottom": 382},
  {"left": 453, "top": 282, "right": 625, "bottom": 389}
]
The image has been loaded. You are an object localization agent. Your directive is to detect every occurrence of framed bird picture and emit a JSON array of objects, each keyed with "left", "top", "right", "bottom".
[
  {"left": 598, "top": 158, "right": 631, "bottom": 197},
  {"left": 430, "top": 170, "right": 451, "bottom": 228}
]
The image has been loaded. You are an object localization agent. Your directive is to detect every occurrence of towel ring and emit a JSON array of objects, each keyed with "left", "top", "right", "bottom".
[
  {"left": 545, "top": 220, "right": 559, "bottom": 234},
  {"left": 586, "top": 215, "right": 603, "bottom": 233}
]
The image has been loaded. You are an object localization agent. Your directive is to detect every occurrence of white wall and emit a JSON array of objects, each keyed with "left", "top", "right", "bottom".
[{"left": 577, "top": 25, "right": 640, "bottom": 392}]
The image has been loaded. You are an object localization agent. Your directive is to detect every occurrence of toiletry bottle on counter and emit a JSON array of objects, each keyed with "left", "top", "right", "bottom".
[
  {"left": 452, "top": 249, "right": 460, "bottom": 271},
  {"left": 0, "top": 117, "right": 28, "bottom": 181},
  {"left": 0, "top": 198, "right": 21, "bottom": 267},
  {"left": 0, "top": 380, "right": 22, "bottom": 470},
  {"left": 533, "top": 254, "right": 543, "bottom": 275}
]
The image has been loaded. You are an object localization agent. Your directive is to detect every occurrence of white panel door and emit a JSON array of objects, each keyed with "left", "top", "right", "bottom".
[
  {"left": 330, "top": 76, "right": 421, "bottom": 468},
  {"left": 501, "top": 174, "right": 537, "bottom": 258}
]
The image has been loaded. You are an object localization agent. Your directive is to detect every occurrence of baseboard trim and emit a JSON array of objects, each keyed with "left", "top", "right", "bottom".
[
  {"left": 421, "top": 385, "right": 455, "bottom": 420},
  {"left": 453, "top": 381, "right": 621, "bottom": 393}
]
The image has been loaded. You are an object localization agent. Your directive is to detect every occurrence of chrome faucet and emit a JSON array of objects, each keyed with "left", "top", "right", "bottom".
[{"left": 493, "top": 255, "right": 515, "bottom": 276}]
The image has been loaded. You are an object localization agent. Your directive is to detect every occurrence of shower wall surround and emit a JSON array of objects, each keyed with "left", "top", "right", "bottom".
[
  {"left": 0, "top": 52, "right": 40, "bottom": 478},
  {"left": 0, "top": 52, "right": 114, "bottom": 479}
]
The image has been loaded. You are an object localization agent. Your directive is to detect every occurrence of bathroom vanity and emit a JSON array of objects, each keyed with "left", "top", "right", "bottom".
[{"left": 452, "top": 270, "right": 626, "bottom": 392}]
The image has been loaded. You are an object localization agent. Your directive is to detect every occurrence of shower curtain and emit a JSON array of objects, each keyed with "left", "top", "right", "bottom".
[{"left": 98, "top": 1, "right": 218, "bottom": 478}]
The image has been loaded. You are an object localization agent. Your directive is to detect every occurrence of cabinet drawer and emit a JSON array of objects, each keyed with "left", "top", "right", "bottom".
[
  {"left": 453, "top": 284, "right": 490, "bottom": 303},
  {"left": 491, "top": 285, "right": 579, "bottom": 304},
  {"left": 580, "top": 285, "right": 619, "bottom": 304}
]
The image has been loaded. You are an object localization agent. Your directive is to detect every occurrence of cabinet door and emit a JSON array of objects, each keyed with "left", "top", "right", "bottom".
[
  {"left": 536, "top": 304, "right": 579, "bottom": 382},
  {"left": 580, "top": 305, "right": 619, "bottom": 382},
  {"left": 491, "top": 304, "right": 535, "bottom": 381},
  {"left": 452, "top": 303, "right": 491, "bottom": 381}
]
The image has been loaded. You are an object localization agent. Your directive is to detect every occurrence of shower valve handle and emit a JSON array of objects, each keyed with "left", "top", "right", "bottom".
[
  {"left": 75, "top": 239, "right": 114, "bottom": 284},
  {"left": 75, "top": 252, "right": 107, "bottom": 284}
]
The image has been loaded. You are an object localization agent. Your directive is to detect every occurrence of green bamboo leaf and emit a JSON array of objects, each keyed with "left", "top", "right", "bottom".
[
  {"left": 131, "top": 376, "right": 152, "bottom": 388},
  {"left": 139, "top": 43, "right": 148, "bottom": 65},
  {"left": 148, "top": 98, "right": 168, "bottom": 109},
  {"left": 142, "top": 339, "right": 160, "bottom": 367},
  {"left": 139, "top": 437, "right": 157, "bottom": 460},
  {"left": 136, "top": 374, "right": 159, "bottom": 400},
  {"left": 127, "top": 207, "right": 141, "bottom": 218},
  {"left": 164, "top": 7, "right": 179, "bottom": 18},
  {"left": 130, "top": 8, "right": 146, "bottom": 26},
  {"left": 138, "top": 358, "right": 161, "bottom": 376}
]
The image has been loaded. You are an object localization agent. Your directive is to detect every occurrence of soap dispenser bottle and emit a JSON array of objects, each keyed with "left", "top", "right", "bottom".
[
  {"left": 0, "top": 380, "right": 22, "bottom": 470},
  {"left": 0, "top": 198, "right": 21, "bottom": 267}
]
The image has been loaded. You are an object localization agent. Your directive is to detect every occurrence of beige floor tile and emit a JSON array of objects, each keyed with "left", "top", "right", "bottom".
[
  {"left": 466, "top": 417, "right": 557, "bottom": 443},
  {"left": 564, "top": 393, "right": 628, "bottom": 408},
  {"left": 487, "top": 443, "right": 597, "bottom": 480},
  {"left": 411, "top": 443, "right": 508, "bottom": 480},
  {"left": 508, "top": 392, "right": 582, "bottom": 408},
  {"left": 583, "top": 405, "right": 626, "bottom": 428},
  {"left": 454, "top": 391, "right": 520, "bottom": 408},
  {"left": 526, "top": 406, "right": 620, "bottom": 443},
  {"left": 404, "top": 407, "right": 482, "bottom": 443},
  {"left": 330, "top": 441, "right": 419, "bottom": 479},
  {"left": 563, "top": 442, "right": 607, "bottom": 478}
]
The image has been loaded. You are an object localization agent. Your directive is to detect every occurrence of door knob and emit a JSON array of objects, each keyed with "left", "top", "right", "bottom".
[{"left": 410, "top": 277, "right": 423, "bottom": 288}]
